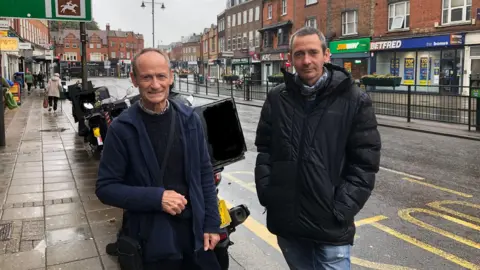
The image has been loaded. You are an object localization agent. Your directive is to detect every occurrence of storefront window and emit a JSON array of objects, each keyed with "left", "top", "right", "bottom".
[{"left": 416, "top": 51, "right": 441, "bottom": 92}]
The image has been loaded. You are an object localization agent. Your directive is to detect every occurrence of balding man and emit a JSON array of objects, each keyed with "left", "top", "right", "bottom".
[{"left": 96, "top": 48, "right": 221, "bottom": 270}]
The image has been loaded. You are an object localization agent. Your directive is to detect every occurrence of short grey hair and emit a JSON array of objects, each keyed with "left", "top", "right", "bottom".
[
  {"left": 289, "top": 27, "right": 328, "bottom": 54},
  {"left": 132, "top": 48, "right": 171, "bottom": 77}
]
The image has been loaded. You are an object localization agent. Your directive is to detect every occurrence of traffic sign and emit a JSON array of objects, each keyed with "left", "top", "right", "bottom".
[{"left": 0, "top": 0, "right": 92, "bottom": 21}]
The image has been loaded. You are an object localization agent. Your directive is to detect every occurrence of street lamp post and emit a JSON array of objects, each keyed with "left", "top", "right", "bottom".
[{"left": 141, "top": 1, "right": 166, "bottom": 48}]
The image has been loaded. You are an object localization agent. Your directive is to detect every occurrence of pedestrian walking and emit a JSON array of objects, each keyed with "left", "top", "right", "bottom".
[
  {"left": 96, "top": 48, "right": 221, "bottom": 270},
  {"left": 45, "top": 73, "right": 62, "bottom": 114},
  {"left": 254, "top": 26, "right": 382, "bottom": 270},
  {"left": 24, "top": 71, "right": 34, "bottom": 94}
]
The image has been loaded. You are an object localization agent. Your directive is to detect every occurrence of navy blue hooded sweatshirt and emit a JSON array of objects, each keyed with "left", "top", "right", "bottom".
[{"left": 96, "top": 100, "right": 220, "bottom": 262}]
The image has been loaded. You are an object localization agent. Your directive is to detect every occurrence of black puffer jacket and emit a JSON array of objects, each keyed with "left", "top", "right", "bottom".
[{"left": 254, "top": 64, "right": 381, "bottom": 245}]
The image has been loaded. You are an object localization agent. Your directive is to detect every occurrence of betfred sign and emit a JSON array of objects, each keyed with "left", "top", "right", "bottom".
[{"left": 370, "top": 34, "right": 464, "bottom": 51}]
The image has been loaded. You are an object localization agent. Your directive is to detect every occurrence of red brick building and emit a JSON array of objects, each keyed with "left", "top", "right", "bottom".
[
  {"left": 50, "top": 23, "right": 144, "bottom": 77},
  {"left": 260, "top": 0, "right": 294, "bottom": 82},
  {"left": 370, "top": 0, "right": 479, "bottom": 94}
]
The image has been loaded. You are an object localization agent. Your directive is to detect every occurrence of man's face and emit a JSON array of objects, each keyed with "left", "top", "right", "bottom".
[
  {"left": 288, "top": 34, "right": 329, "bottom": 85},
  {"left": 130, "top": 51, "right": 173, "bottom": 105}
]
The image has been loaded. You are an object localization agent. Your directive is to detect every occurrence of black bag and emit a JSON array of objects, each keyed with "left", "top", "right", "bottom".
[{"left": 116, "top": 106, "right": 177, "bottom": 270}]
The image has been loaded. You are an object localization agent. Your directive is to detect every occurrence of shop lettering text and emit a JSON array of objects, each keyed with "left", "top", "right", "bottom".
[
  {"left": 337, "top": 42, "right": 359, "bottom": 51},
  {"left": 370, "top": 34, "right": 464, "bottom": 51},
  {"left": 370, "top": 40, "right": 402, "bottom": 50}
]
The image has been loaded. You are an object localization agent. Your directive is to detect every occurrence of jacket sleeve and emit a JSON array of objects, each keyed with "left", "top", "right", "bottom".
[
  {"left": 96, "top": 125, "right": 166, "bottom": 212},
  {"left": 254, "top": 95, "right": 273, "bottom": 207},
  {"left": 196, "top": 114, "right": 221, "bottom": 234},
  {"left": 334, "top": 91, "right": 381, "bottom": 223}
]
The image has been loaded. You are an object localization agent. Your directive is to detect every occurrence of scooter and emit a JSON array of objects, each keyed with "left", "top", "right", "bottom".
[{"left": 82, "top": 102, "right": 108, "bottom": 152}]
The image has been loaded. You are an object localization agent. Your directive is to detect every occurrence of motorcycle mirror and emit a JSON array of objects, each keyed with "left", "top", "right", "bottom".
[
  {"left": 228, "top": 204, "right": 250, "bottom": 228},
  {"left": 83, "top": 103, "right": 94, "bottom": 110},
  {"left": 186, "top": 95, "right": 194, "bottom": 106}
]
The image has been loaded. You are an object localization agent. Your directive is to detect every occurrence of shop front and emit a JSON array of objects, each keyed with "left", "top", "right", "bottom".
[
  {"left": 261, "top": 52, "right": 287, "bottom": 84},
  {"left": 208, "top": 59, "right": 219, "bottom": 79},
  {"left": 329, "top": 38, "right": 370, "bottom": 80},
  {"left": 371, "top": 33, "right": 465, "bottom": 93},
  {"left": 464, "top": 32, "right": 480, "bottom": 94},
  {"left": 231, "top": 57, "right": 250, "bottom": 76}
]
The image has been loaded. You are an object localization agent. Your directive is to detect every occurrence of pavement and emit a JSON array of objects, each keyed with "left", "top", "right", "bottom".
[{"left": 1, "top": 78, "right": 479, "bottom": 269}]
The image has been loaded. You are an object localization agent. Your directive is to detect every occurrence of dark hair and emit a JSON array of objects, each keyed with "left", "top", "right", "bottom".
[
  {"left": 131, "top": 48, "right": 171, "bottom": 77},
  {"left": 289, "top": 27, "right": 328, "bottom": 54}
]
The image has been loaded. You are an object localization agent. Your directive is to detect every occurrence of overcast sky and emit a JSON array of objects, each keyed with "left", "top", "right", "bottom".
[{"left": 92, "top": 0, "right": 225, "bottom": 47}]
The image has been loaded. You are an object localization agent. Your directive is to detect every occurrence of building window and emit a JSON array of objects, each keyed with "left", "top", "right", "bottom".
[
  {"left": 111, "top": 42, "right": 115, "bottom": 47},
  {"left": 264, "top": 31, "right": 273, "bottom": 48},
  {"left": 305, "top": 17, "right": 317, "bottom": 28},
  {"left": 111, "top": 52, "right": 116, "bottom": 58},
  {"left": 97, "top": 43, "right": 101, "bottom": 49},
  {"left": 237, "top": 12, "right": 241, "bottom": 25},
  {"left": 120, "top": 52, "right": 124, "bottom": 59},
  {"left": 306, "top": 0, "right": 317, "bottom": 5},
  {"left": 249, "top": 31, "right": 254, "bottom": 47},
  {"left": 243, "top": 33, "right": 248, "bottom": 49},
  {"left": 89, "top": 43, "right": 94, "bottom": 49},
  {"left": 232, "top": 37, "right": 236, "bottom": 50},
  {"left": 237, "top": 35, "right": 242, "bottom": 50},
  {"left": 389, "top": 1, "right": 410, "bottom": 30},
  {"left": 255, "top": 31, "right": 260, "bottom": 47},
  {"left": 90, "top": 53, "right": 102, "bottom": 61},
  {"left": 342, "top": 11, "right": 358, "bottom": 35},
  {"left": 281, "top": 0, "right": 287, "bottom": 15},
  {"left": 249, "top": 8, "right": 253, "bottom": 22},
  {"left": 228, "top": 38, "right": 231, "bottom": 51},
  {"left": 72, "top": 43, "right": 77, "bottom": 48},
  {"left": 268, "top": 5, "right": 272, "bottom": 19},
  {"left": 65, "top": 43, "right": 70, "bottom": 48},
  {"left": 211, "top": 38, "right": 215, "bottom": 52},
  {"left": 442, "top": 0, "right": 471, "bottom": 24},
  {"left": 243, "top": 11, "right": 247, "bottom": 24},
  {"left": 278, "top": 29, "right": 289, "bottom": 46},
  {"left": 227, "top": 16, "right": 231, "bottom": 28},
  {"left": 127, "top": 52, "right": 130, "bottom": 59},
  {"left": 232, "top": 14, "right": 236, "bottom": 26},
  {"left": 255, "top": 6, "right": 260, "bottom": 21}
]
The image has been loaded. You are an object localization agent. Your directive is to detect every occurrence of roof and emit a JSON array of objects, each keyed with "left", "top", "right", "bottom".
[
  {"left": 259, "top": 20, "right": 293, "bottom": 32},
  {"left": 50, "top": 28, "right": 143, "bottom": 44}
]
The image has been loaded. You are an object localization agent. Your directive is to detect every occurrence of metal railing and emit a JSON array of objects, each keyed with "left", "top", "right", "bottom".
[{"left": 175, "top": 77, "right": 479, "bottom": 131}]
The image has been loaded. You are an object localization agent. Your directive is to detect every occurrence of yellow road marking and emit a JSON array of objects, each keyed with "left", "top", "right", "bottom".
[
  {"left": 399, "top": 208, "right": 480, "bottom": 249},
  {"left": 427, "top": 201, "right": 480, "bottom": 224},
  {"left": 402, "top": 177, "right": 472, "bottom": 198},
  {"left": 223, "top": 173, "right": 256, "bottom": 193},
  {"left": 355, "top": 215, "right": 389, "bottom": 226},
  {"left": 220, "top": 197, "right": 415, "bottom": 270},
  {"left": 371, "top": 222, "right": 480, "bottom": 270},
  {"left": 380, "top": 167, "right": 425, "bottom": 180}
]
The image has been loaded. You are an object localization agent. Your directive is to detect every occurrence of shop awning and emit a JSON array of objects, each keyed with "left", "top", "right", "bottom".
[{"left": 258, "top": 21, "right": 293, "bottom": 32}]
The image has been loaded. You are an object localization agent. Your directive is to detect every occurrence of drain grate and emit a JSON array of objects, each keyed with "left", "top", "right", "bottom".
[{"left": 0, "top": 222, "right": 13, "bottom": 241}]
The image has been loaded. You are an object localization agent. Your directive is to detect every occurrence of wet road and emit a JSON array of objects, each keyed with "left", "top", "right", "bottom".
[{"left": 92, "top": 78, "right": 480, "bottom": 269}]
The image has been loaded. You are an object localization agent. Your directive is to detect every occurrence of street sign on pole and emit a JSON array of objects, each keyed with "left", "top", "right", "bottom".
[{"left": 0, "top": 0, "right": 92, "bottom": 21}]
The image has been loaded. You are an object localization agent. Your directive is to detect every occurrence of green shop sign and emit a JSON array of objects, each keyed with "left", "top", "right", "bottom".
[{"left": 329, "top": 38, "right": 370, "bottom": 54}]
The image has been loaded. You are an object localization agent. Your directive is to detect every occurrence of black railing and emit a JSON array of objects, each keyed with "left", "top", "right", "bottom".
[{"left": 175, "top": 77, "right": 479, "bottom": 131}]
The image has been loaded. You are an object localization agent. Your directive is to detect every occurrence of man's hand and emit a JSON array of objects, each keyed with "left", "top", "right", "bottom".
[
  {"left": 161, "top": 190, "right": 187, "bottom": 215},
  {"left": 203, "top": 233, "right": 220, "bottom": 251}
]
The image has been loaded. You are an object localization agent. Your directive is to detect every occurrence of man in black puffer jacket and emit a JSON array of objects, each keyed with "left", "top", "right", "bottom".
[{"left": 254, "top": 27, "right": 381, "bottom": 270}]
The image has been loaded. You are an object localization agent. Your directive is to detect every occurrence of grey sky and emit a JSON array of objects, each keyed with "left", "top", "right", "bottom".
[{"left": 92, "top": 0, "right": 225, "bottom": 47}]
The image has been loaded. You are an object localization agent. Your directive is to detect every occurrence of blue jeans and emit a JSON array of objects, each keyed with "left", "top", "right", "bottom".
[{"left": 277, "top": 236, "right": 351, "bottom": 270}]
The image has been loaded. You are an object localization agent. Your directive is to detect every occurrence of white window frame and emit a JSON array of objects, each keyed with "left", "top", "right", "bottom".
[
  {"left": 232, "top": 36, "right": 236, "bottom": 50},
  {"left": 249, "top": 8, "right": 253, "bottom": 22},
  {"left": 97, "top": 43, "right": 101, "bottom": 49},
  {"left": 237, "top": 12, "right": 241, "bottom": 25},
  {"left": 306, "top": 0, "right": 317, "bottom": 5},
  {"left": 442, "top": 0, "right": 471, "bottom": 24},
  {"left": 268, "top": 5, "right": 272, "bottom": 19},
  {"left": 305, "top": 17, "right": 317, "bottom": 28},
  {"left": 227, "top": 38, "right": 231, "bottom": 51},
  {"left": 111, "top": 52, "right": 116, "bottom": 58},
  {"left": 388, "top": 1, "right": 410, "bottom": 30},
  {"left": 281, "top": 0, "right": 287, "bottom": 15},
  {"left": 255, "top": 6, "right": 260, "bottom": 21},
  {"left": 232, "top": 15, "right": 236, "bottom": 27},
  {"left": 342, "top": 10, "right": 358, "bottom": 36},
  {"left": 249, "top": 31, "right": 254, "bottom": 47},
  {"left": 227, "top": 16, "right": 231, "bottom": 28},
  {"left": 243, "top": 32, "right": 248, "bottom": 49},
  {"left": 255, "top": 31, "right": 260, "bottom": 47},
  {"left": 243, "top": 11, "right": 247, "bottom": 24}
]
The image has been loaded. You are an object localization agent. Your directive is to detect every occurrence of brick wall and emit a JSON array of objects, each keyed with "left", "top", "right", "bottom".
[
  {"left": 374, "top": 0, "right": 479, "bottom": 39},
  {"left": 294, "top": 1, "right": 327, "bottom": 33}
]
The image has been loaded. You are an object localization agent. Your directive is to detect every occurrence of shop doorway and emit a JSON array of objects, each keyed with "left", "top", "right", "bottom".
[
  {"left": 440, "top": 50, "right": 461, "bottom": 94},
  {"left": 346, "top": 59, "right": 368, "bottom": 80},
  {"left": 471, "top": 59, "right": 480, "bottom": 77}
]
